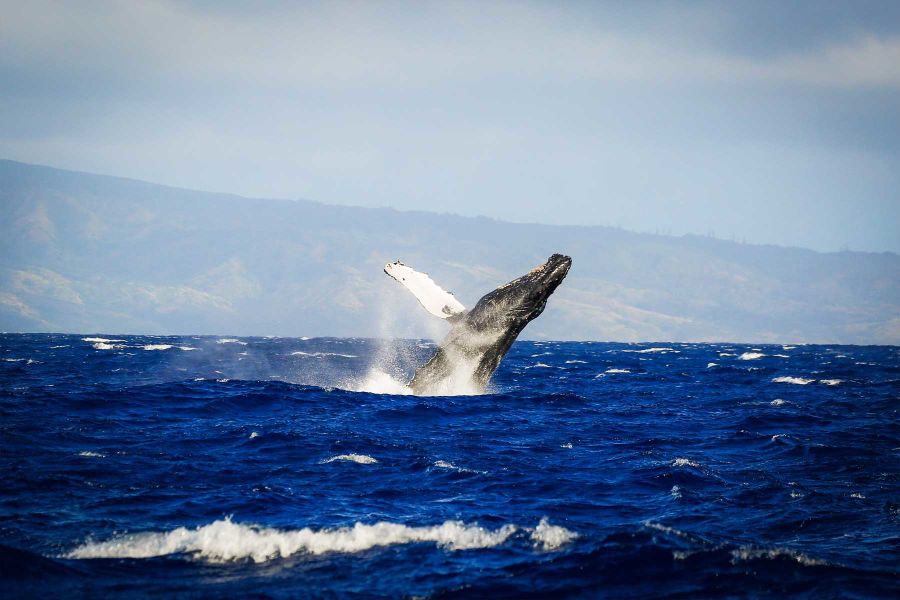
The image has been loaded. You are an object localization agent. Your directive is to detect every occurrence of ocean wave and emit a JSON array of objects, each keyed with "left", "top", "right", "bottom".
[
  {"left": 92, "top": 342, "right": 123, "bottom": 350},
  {"left": 82, "top": 337, "right": 125, "bottom": 343},
  {"left": 738, "top": 352, "right": 766, "bottom": 360},
  {"left": 290, "top": 351, "right": 357, "bottom": 358},
  {"left": 772, "top": 376, "right": 814, "bottom": 385},
  {"left": 530, "top": 517, "right": 577, "bottom": 550},
  {"left": 142, "top": 344, "right": 173, "bottom": 351},
  {"left": 64, "top": 517, "right": 575, "bottom": 563},
  {"left": 731, "top": 545, "right": 828, "bottom": 567},
  {"left": 820, "top": 379, "right": 842, "bottom": 386},
  {"left": 433, "top": 460, "right": 485, "bottom": 474},
  {"left": 771, "top": 398, "right": 787, "bottom": 406},
  {"left": 604, "top": 368, "right": 630, "bottom": 374},
  {"left": 322, "top": 454, "right": 378, "bottom": 465},
  {"left": 672, "top": 458, "right": 701, "bottom": 468},
  {"left": 216, "top": 339, "right": 247, "bottom": 345}
]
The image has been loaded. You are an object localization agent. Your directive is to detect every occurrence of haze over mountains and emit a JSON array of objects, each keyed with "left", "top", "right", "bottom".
[{"left": 1, "top": 159, "right": 897, "bottom": 344}]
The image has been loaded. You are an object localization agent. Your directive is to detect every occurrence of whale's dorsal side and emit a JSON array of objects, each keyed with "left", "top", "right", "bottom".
[{"left": 384, "top": 261, "right": 467, "bottom": 320}]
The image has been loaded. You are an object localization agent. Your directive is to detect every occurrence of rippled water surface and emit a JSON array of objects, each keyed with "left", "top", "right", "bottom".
[{"left": 1, "top": 334, "right": 898, "bottom": 598}]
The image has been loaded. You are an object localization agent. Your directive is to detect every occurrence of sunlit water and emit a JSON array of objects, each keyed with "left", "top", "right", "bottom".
[{"left": 1, "top": 334, "right": 898, "bottom": 597}]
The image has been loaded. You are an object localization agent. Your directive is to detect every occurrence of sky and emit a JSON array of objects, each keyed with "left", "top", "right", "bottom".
[{"left": 1, "top": 0, "right": 898, "bottom": 252}]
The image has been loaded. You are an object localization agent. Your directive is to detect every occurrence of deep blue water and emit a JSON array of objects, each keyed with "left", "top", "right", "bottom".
[{"left": 1, "top": 333, "right": 898, "bottom": 598}]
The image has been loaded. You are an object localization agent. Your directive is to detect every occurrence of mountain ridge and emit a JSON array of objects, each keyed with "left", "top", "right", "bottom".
[{"left": 2, "top": 159, "right": 897, "bottom": 343}]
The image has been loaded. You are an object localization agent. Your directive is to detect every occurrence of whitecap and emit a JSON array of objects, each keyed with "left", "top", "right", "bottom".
[
  {"left": 706, "top": 362, "right": 717, "bottom": 368},
  {"left": 731, "top": 546, "right": 827, "bottom": 567},
  {"left": 738, "top": 352, "right": 765, "bottom": 360},
  {"left": 560, "top": 442, "right": 573, "bottom": 449},
  {"left": 670, "top": 485, "right": 682, "bottom": 499},
  {"left": 249, "top": 431, "right": 260, "bottom": 439},
  {"left": 322, "top": 454, "right": 378, "bottom": 465},
  {"left": 82, "top": 337, "right": 125, "bottom": 343},
  {"left": 850, "top": 492, "right": 865, "bottom": 499},
  {"left": 530, "top": 518, "right": 577, "bottom": 551},
  {"left": 78, "top": 451, "right": 105, "bottom": 458},
  {"left": 92, "top": 342, "right": 123, "bottom": 350},
  {"left": 290, "top": 351, "right": 357, "bottom": 358},
  {"left": 604, "top": 368, "right": 630, "bottom": 374},
  {"left": 179, "top": 346, "right": 198, "bottom": 351},
  {"left": 564, "top": 360, "right": 587, "bottom": 364},
  {"left": 142, "top": 344, "right": 173, "bottom": 351},
  {"left": 433, "top": 460, "right": 484, "bottom": 474},
  {"left": 772, "top": 376, "right": 814, "bottom": 385},
  {"left": 528, "top": 363, "right": 553, "bottom": 368},
  {"left": 719, "top": 352, "right": 736, "bottom": 357},
  {"left": 820, "top": 379, "right": 842, "bottom": 386},
  {"left": 773, "top": 354, "right": 790, "bottom": 358},
  {"left": 634, "top": 347, "right": 677, "bottom": 354},
  {"left": 672, "top": 458, "right": 700, "bottom": 468},
  {"left": 216, "top": 338, "right": 247, "bottom": 345},
  {"left": 65, "top": 517, "right": 523, "bottom": 563},
  {"left": 770, "top": 398, "right": 786, "bottom": 406}
]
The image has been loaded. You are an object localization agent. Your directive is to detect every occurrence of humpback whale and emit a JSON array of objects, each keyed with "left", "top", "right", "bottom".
[{"left": 385, "top": 254, "right": 572, "bottom": 395}]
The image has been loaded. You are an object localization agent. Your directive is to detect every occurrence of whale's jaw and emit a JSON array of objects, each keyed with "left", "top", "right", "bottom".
[{"left": 410, "top": 254, "right": 572, "bottom": 395}]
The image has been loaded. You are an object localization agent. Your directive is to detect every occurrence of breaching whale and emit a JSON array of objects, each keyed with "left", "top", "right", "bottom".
[{"left": 384, "top": 254, "right": 572, "bottom": 395}]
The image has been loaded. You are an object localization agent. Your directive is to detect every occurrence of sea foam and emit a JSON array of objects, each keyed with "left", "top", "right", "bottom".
[
  {"left": 772, "top": 376, "right": 814, "bottom": 385},
  {"left": 65, "top": 517, "right": 573, "bottom": 562}
]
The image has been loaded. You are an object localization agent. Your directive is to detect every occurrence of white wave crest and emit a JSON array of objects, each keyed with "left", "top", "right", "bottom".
[
  {"left": 92, "top": 342, "right": 123, "bottom": 350},
  {"left": 530, "top": 518, "right": 577, "bottom": 550},
  {"left": 820, "top": 379, "right": 842, "bottom": 386},
  {"left": 738, "top": 352, "right": 765, "bottom": 361},
  {"left": 706, "top": 362, "right": 717, "bottom": 368},
  {"left": 433, "top": 460, "right": 486, "bottom": 474},
  {"left": 631, "top": 347, "right": 677, "bottom": 354},
  {"left": 771, "top": 398, "right": 787, "bottom": 406},
  {"left": 565, "top": 359, "right": 587, "bottom": 364},
  {"left": 66, "top": 518, "right": 525, "bottom": 562},
  {"left": 78, "top": 451, "right": 105, "bottom": 458},
  {"left": 772, "top": 376, "right": 814, "bottom": 385},
  {"left": 672, "top": 458, "right": 700, "bottom": 468},
  {"left": 731, "top": 545, "right": 827, "bottom": 566},
  {"left": 82, "top": 337, "right": 124, "bottom": 343},
  {"left": 216, "top": 338, "right": 247, "bottom": 345},
  {"left": 142, "top": 344, "right": 173, "bottom": 351},
  {"left": 605, "top": 368, "right": 630, "bottom": 374},
  {"left": 291, "top": 351, "right": 357, "bottom": 358},
  {"left": 322, "top": 454, "right": 378, "bottom": 465}
]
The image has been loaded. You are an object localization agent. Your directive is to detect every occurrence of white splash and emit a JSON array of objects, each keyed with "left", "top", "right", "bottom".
[
  {"left": 291, "top": 351, "right": 357, "bottom": 358},
  {"left": 65, "top": 517, "right": 526, "bottom": 563},
  {"left": 850, "top": 492, "right": 865, "bottom": 499},
  {"left": 634, "top": 347, "right": 677, "bottom": 354},
  {"left": 770, "top": 398, "right": 787, "bottom": 406},
  {"left": 528, "top": 363, "right": 553, "bottom": 368},
  {"left": 249, "top": 431, "right": 260, "bottom": 439},
  {"left": 560, "top": 442, "right": 573, "bottom": 449},
  {"left": 605, "top": 368, "right": 630, "bottom": 374},
  {"left": 433, "top": 460, "right": 485, "bottom": 474},
  {"left": 707, "top": 362, "right": 717, "bottom": 368},
  {"left": 179, "top": 346, "right": 198, "bottom": 351},
  {"left": 564, "top": 359, "right": 587, "bottom": 364},
  {"left": 530, "top": 518, "right": 577, "bottom": 551},
  {"left": 92, "top": 342, "right": 123, "bottom": 350},
  {"left": 731, "top": 546, "right": 827, "bottom": 567},
  {"left": 738, "top": 352, "right": 765, "bottom": 360},
  {"left": 672, "top": 458, "right": 700, "bottom": 468},
  {"left": 78, "top": 451, "right": 105, "bottom": 458},
  {"left": 142, "top": 344, "right": 173, "bottom": 351},
  {"left": 216, "top": 338, "right": 247, "bottom": 345},
  {"left": 820, "top": 379, "right": 842, "bottom": 386},
  {"left": 322, "top": 454, "right": 378, "bottom": 465},
  {"left": 82, "top": 337, "right": 124, "bottom": 343},
  {"left": 348, "top": 370, "right": 413, "bottom": 395},
  {"left": 772, "top": 376, "right": 815, "bottom": 385}
]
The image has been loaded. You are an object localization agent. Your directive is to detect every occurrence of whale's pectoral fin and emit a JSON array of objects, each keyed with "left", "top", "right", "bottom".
[{"left": 384, "top": 261, "right": 467, "bottom": 320}]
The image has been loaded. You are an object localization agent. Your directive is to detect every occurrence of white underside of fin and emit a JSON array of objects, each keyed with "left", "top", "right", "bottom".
[{"left": 384, "top": 261, "right": 466, "bottom": 319}]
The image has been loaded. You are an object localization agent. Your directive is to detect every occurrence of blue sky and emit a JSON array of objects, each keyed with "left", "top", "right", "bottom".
[{"left": 1, "top": 0, "right": 898, "bottom": 252}]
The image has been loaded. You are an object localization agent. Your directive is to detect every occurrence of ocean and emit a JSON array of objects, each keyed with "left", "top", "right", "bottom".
[{"left": 1, "top": 333, "right": 897, "bottom": 598}]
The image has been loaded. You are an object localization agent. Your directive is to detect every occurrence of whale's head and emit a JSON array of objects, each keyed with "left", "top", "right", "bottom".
[{"left": 455, "top": 254, "right": 572, "bottom": 380}]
